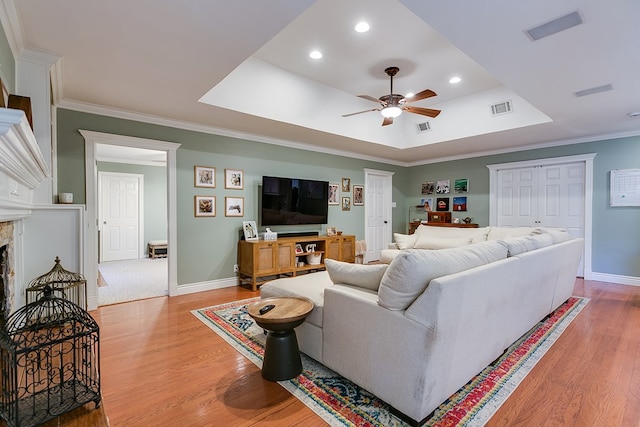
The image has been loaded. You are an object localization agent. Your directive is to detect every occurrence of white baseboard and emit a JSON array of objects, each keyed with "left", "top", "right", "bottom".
[
  {"left": 587, "top": 272, "right": 640, "bottom": 287},
  {"left": 176, "top": 276, "right": 238, "bottom": 295}
]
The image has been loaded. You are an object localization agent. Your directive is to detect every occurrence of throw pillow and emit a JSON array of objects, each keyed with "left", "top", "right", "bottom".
[
  {"left": 503, "top": 236, "right": 537, "bottom": 256},
  {"left": 377, "top": 240, "right": 508, "bottom": 310},
  {"left": 537, "top": 227, "right": 571, "bottom": 244},
  {"left": 325, "top": 259, "right": 388, "bottom": 291},
  {"left": 393, "top": 233, "right": 417, "bottom": 250}
]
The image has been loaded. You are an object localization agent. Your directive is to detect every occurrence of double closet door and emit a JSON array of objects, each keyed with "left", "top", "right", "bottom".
[{"left": 489, "top": 158, "right": 587, "bottom": 276}]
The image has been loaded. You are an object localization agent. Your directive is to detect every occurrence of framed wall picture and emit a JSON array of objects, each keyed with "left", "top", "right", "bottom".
[
  {"left": 436, "top": 180, "right": 450, "bottom": 194},
  {"left": 328, "top": 183, "right": 340, "bottom": 205},
  {"left": 342, "top": 196, "right": 351, "bottom": 211},
  {"left": 421, "top": 197, "right": 434, "bottom": 212},
  {"left": 225, "top": 196, "right": 244, "bottom": 217},
  {"left": 353, "top": 185, "right": 364, "bottom": 206},
  {"left": 342, "top": 177, "right": 351, "bottom": 192},
  {"left": 423, "top": 181, "right": 435, "bottom": 194},
  {"left": 194, "top": 166, "right": 215, "bottom": 188},
  {"left": 242, "top": 220, "right": 258, "bottom": 241},
  {"left": 454, "top": 178, "right": 469, "bottom": 193},
  {"left": 436, "top": 197, "right": 449, "bottom": 211},
  {"left": 453, "top": 196, "right": 468, "bottom": 211},
  {"left": 225, "top": 169, "right": 244, "bottom": 190},
  {"left": 194, "top": 196, "right": 215, "bottom": 217}
]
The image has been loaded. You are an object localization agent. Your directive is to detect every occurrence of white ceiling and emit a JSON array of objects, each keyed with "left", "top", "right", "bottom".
[{"left": 7, "top": 0, "right": 640, "bottom": 165}]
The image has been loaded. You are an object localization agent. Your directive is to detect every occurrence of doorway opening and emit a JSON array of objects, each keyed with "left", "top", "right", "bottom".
[{"left": 82, "top": 131, "right": 180, "bottom": 310}]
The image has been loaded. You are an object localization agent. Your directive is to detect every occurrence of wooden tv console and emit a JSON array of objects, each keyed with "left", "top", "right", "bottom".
[{"left": 237, "top": 234, "right": 355, "bottom": 291}]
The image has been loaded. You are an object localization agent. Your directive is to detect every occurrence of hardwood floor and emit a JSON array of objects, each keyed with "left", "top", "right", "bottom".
[{"left": 34, "top": 279, "right": 640, "bottom": 426}]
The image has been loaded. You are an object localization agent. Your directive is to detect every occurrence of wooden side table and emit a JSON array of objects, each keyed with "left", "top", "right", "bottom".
[{"left": 247, "top": 297, "right": 314, "bottom": 381}]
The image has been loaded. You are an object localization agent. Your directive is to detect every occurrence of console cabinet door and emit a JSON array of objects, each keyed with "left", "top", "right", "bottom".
[
  {"left": 340, "top": 236, "right": 355, "bottom": 263},
  {"left": 254, "top": 243, "right": 276, "bottom": 275},
  {"left": 325, "top": 237, "right": 341, "bottom": 260},
  {"left": 277, "top": 242, "right": 295, "bottom": 272}
]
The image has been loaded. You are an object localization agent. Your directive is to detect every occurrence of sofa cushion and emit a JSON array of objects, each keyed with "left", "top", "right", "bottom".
[
  {"left": 529, "top": 233, "right": 554, "bottom": 249},
  {"left": 413, "top": 235, "right": 473, "bottom": 249},
  {"left": 537, "top": 227, "right": 571, "bottom": 244},
  {"left": 415, "top": 225, "right": 490, "bottom": 243},
  {"left": 503, "top": 236, "right": 538, "bottom": 256},
  {"left": 260, "top": 271, "right": 331, "bottom": 327},
  {"left": 377, "top": 240, "right": 508, "bottom": 310},
  {"left": 393, "top": 233, "right": 417, "bottom": 250},
  {"left": 487, "top": 226, "right": 539, "bottom": 241},
  {"left": 325, "top": 259, "right": 388, "bottom": 291}
]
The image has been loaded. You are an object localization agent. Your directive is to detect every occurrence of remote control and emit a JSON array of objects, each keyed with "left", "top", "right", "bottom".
[{"left": 259, "top": 304, "right": 275, "bottom": 314}]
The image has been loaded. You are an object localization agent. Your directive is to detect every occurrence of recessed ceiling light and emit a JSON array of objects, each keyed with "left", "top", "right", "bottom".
[
  {"left": 355, "top": 22, "right": 370, "bottom": 33},
  {"left": 449, "top": 76, "right": 461, "bottom": 84},
  {"left": 309, "top": 50, "right": 322, "bottom": 59}
]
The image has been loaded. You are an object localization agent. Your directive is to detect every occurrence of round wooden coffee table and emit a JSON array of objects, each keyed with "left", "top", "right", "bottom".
[{"left": 247, "top": 296, "right": 314, "bottom": 381}]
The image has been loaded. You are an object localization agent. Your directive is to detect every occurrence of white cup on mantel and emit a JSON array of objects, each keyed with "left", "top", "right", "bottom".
[{"left": 58, "top": 193, "right": 73, "bottom": 204}]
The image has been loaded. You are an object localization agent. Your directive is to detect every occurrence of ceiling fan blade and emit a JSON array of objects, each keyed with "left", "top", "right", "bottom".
[
  {"left": 382, "top": 117, "right": 393, "bottom": 126},
  {"left": 342, "top": 108, "right": 379, "bottom": 117},
  {"left": 404, "top": 105, "right": 441, "bottom": 118},
  {"left": 406, "top": 89, "right": 437, "bottom": 103},
  {"left": 358, "top": 95, "right": 383, "bottom": 104}
]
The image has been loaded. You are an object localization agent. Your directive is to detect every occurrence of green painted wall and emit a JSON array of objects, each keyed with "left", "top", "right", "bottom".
[
  {"left": 0, "top": 19, "right": 15, "bottom": 93},
  {"left": 56, "top": 108, "right": 408, "bottom": 285},
  {"left": 97, "top": 162, "right": 167, "bottom": 253},
  {"left": 408, "top": 136, "right": 640, "bottom": 277}
]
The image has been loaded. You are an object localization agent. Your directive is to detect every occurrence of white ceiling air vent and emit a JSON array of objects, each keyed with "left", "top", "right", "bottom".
[
  {"left": 491, "top": 100, "right": 513, "bottom": 116},
  {"left": 416, "top": 121, "right": 431, "bottom": 133},
  {"left": 525, "top": 11, "right": 583, "bottom": 41}
]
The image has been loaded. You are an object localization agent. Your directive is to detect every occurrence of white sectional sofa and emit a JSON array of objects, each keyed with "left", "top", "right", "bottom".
[{"left": 260, "top": 226, "right": 583, "bottom": 425}]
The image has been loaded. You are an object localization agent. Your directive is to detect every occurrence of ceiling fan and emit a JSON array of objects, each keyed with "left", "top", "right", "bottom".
[{"left": 342, "top": 66, "right": 441, "bottom": 126}]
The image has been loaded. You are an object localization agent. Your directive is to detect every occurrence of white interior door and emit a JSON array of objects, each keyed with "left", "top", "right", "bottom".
[
  {"left": 494, "top": 161, "right": 585, "bottom": 275},
  {"left": 364, "top": 169, "right": 393, "bottom": 262},
  {"left": 99, "top": 172, "right": 143, "bottom": 262}
]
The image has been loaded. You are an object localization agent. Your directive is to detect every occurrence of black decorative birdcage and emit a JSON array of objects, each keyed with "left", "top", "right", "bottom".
[
  {"left": 0, "top": 285, "right": 100, "bottom": 427},
  {"left": 25, "top": 257, "right": 87, "bottom": 311}
]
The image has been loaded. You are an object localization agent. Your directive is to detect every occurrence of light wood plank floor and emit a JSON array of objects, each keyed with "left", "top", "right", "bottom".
[{"left": 33, "top": 279, "right": 640, "bottom": 426}]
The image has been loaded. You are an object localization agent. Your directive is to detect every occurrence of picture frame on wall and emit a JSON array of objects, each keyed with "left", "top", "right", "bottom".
[
  {"left": 342, "top": 197, "right": 351, "bottom": 211},
  {"left": 194, "top": 166, "right": 215, "bottom": 188},
  {"left": 242, "top": 220, "right": 258, "bottom": 241},
  {"left": 225, "top": 169, "right": 244, "bottom": 190},
  {"left": 342, "top": 177, "right": 351, "bottom": 192},
  {"left": 422, "top": 181, "right": 435, "bottom": 194},
  {"left": 353, "top": 185, "right": 364, "bottom": 206},
  {"left": 225, "top": 196, "right": 244, "bottom": 217},
  {"left": 453, "top": 196, "right": 468, "bottom": 211},
  {"left": 194, "top": 196, "right": 216, "bottom": 217},
  {"left": 436, "top": 197, "right": 450, "bottom": 211},
  {"left": 328, "top": 183, "right": 340, "bottom": 205},
  {"left": 454, "top": 178, "right": 469, "bottom": 193},
  {"left": 436, "top": 180, "right": 450, "bottom": 194}
]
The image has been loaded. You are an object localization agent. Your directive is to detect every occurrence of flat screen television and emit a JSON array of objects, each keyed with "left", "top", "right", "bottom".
[{"left": 261, "top": 175, "right": 329, "bottom": 226}]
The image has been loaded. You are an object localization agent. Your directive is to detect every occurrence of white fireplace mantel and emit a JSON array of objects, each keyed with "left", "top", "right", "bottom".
[{"left": 0, "top": 107, "right": 49, "bottom": 222}]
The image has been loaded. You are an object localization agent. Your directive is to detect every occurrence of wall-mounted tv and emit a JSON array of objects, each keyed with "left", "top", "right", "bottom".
[{"left": 261, "top": 176, "right": 329, "bottom": 226}]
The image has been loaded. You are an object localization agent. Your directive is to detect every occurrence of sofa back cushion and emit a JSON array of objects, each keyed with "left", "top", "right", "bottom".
[
  {"left": 377, "top": 240, "right": 508, "bottom": 310},
  {"left": 487, "top": 226, "right": 539, "bottom": 241},
  {"left": 325, "top": 259, "right": 388, "bottom": 291},
  {"left": 393, "top": 233, "right": 418, "bottom": 250}
]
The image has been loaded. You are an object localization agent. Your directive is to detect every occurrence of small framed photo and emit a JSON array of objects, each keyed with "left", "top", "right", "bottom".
[
  {"left": 326, "top": 226, "right": 337, "bottom": 236},
  {"left": 353, "top": 185, "right": 364, "bottom": 206},
  {"left": 225, "top": 196, "right": 244, "bottom": 217},
  {"left": 436, "top": 197, "right": 450, "bottom": 211},
  {"left": 454, "top": 178, "right": 469, "bottom": 193},
  {"left": 436, "top": 179, "right": 450, "bottom": 194},
  {"left": 295, "top": 244, "right": 304, "bottom": 254},
  {"left": 194, "top": 196, "right": 215, "bottom": 217},
  {"left": 423, "top": 181, "right": 435, "bottom": 194},
  {"left": 329, "top": 183, "right": 340, "bottom": 205},
  {"left": 194, "top": 166, "right": 215, "bottom": 188},
  {"left": 421, "top": 197, "right": 434, "bottom": 212},
  {"left": 453, "top": 196, "right": 467, "bottom": 212},
  {"left": 342, "top": 196, "right": 351, "bottom": 211},
  {"left": 342, "top": 177, "right": 351, "bottom": 192},
  {"left": 242, "top": 220, "right": 258, "bottom": 241},
  {"left": 225, "top": 169, "right": 244, "bottom": 190}
]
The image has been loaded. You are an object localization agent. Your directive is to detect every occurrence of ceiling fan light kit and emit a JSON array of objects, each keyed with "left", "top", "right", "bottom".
[{"left": 343, "top": 66, "right": 441, "bottom": 126}]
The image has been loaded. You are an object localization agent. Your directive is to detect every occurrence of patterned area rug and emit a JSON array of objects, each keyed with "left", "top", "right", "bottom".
[{"left": 192, "top": 296, "right": 588, "bottom": 426}]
